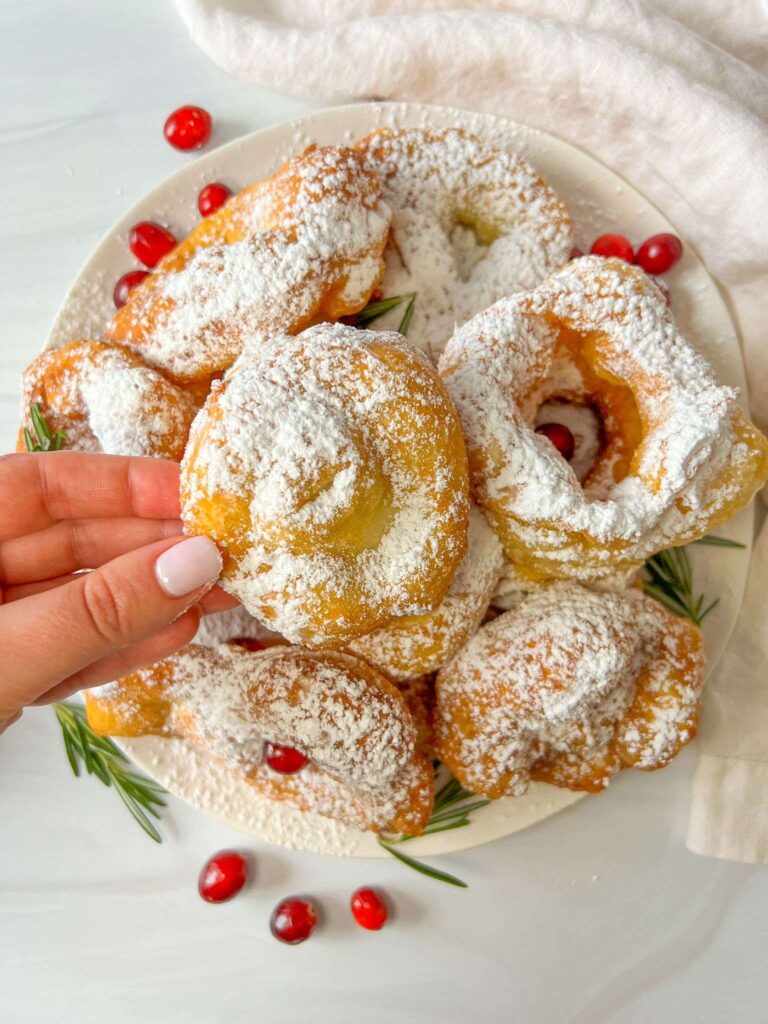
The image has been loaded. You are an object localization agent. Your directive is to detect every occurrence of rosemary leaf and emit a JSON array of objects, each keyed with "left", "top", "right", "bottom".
[
  {"left": 378, "top": 839, "right": 468, "bottom": 888},
  {"left": 427, "top": 799, "right": 490, "bottom": 825},
  {"left": 642, "top": 583, "right": 691, "bottom": 621},
  {"left": 397, "top": 294, "right": 417, "bottom": 336},
  {"left": 112, "top": 779, "right": 163, "bottom": 843},
  {"left": 24, "top": 403, "right": 66, "bottom": 452},
  {"left": 61, "top": 727, "right": 80, "bottom": 778},
  {"left": 418, "top": 818, "right": 474, "bottom": 837},
  {"left": 354, "top": 292, "right": 414, "bottom": 327},
  {"left": 694, "top": 535, "right": 746, "bottom": 549}
]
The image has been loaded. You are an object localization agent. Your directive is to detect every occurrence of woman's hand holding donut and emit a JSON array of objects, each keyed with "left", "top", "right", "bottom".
[{"left": 0, "top": 452, "right": 236, "bottom": 731}]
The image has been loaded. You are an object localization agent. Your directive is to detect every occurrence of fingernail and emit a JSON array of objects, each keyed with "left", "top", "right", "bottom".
[{"left": 155, "top": 536, "right": 222, "bottom": 597}]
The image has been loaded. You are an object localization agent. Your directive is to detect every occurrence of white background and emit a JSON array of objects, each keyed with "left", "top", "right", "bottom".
[{"left": 1, "top": 3, "right": 766, "bottom": 1023}]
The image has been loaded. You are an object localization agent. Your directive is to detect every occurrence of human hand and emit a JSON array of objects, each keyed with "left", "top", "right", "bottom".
[{"left": 0, "top": 451, "right": 236, "bottom": 731}]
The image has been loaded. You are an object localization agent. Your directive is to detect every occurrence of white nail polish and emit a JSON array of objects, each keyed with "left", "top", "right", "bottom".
[{"left": 155, "top": 536, "right": 222, "bottom": 597}]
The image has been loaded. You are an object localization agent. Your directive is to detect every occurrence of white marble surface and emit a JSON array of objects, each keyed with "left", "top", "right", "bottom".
[{"left": 1, "top": 4, "right": 766, "bottom": 1023}]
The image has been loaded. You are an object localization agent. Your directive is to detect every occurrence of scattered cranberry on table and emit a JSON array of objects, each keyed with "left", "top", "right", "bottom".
[
  {"left": 264, "top": 741, "right": 309, "bottom": 775},
  {"left": 198, "top": 850, "right": 250, "bottom": 903},
  {"left": 198, "top": 182, "right": 232, "bottom": 217},
  {"left": 635, "top": 232, "right": 683, "bottom": 275},
  {"left": 129, "top": 221, "right": 177, "bottom": 268},
  {"left": 164, "top": 105, "right": 213, "bottom": 151},
  {"left": 589, "top": 233, "right": 634, "bottom": 263},
  {"left": 535, "top": 422, "right": 576, "bottom": 461},
  {"left": 569, "top": 246, "right": 584, "bottom": 260},
  {"left": 350, "top": 887, "right": 388, "bottom": 931},
  {"left": 113, "top": 269, "right": 149, "bottom": 308},
  {"left": 270, "top": 898, "right": 318, "bottom": 945}
]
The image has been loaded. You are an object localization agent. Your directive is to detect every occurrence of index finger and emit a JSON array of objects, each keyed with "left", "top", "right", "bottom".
[{"left": 0, "top": 452, "right": 182, "bottom": 541}]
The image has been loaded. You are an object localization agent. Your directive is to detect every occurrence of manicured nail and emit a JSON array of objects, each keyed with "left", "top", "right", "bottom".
[{"left": 155, "top": 536, "right": 222, "bottom": 597}]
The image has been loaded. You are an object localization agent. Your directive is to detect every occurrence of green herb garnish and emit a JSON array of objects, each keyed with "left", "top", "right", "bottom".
[
  {"left": 378, "top": 770, "right": 488, "bottom": 886},
  {"left": 23, "top": 403, "right": 67, "bottom": 452},
  {"left": 53, "top": 702, "right": 167, "bottom": 843},
  {"left": 352, "top": 291, "right": 417, "bottom": 336}
]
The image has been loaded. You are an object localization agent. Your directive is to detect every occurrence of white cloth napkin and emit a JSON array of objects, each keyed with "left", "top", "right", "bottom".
[{"left": 173, "top": 0, "right": 768, "bottom": 863}]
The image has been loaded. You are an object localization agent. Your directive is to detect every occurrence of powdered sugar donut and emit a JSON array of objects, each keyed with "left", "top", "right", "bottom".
[
  {"left": 107, "top": 146, "right": 391, "bottom": 383},
  {"left": 180, "top": 323, "right": 470, "bottom": 647},
  {"left": 440, "top": 256, "right": 768, "bottom": 581},
  {"left": 18, "top": 339, "right": 197, "bottom": 461},
  {"left": 357, "top": 127, "right": 573, "bottom": 357},
  {"left": 348, "top": 506, "right": 504, "bottom": 681},
  {"left": 85, "top": 644, "right": 434, "bottom": 836},
  {"left": 434, "top": 582, "right": 705, "bottom": 798}
]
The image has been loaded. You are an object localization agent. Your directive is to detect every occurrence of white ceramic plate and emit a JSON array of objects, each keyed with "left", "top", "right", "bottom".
[{"left": 49, "top": 102, "right": 753, "bottom": 858}]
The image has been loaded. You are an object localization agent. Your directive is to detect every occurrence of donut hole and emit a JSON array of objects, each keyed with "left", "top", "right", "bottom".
[
  {"left": 534, "top": 325, "right": 644, "bottom": 499},
  {"left": 535, "top": 401, "right": 600, "bottom": 483},
  {"left": 450, "top": 209, "right": 500, "bottom": 282},
  {"left": 322, "top": 467, "right": 394, "bottom": 556}
]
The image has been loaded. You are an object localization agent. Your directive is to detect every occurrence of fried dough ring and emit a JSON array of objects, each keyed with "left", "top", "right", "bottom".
[
  {"left": 17, "top": 339, "right": 197, "bottom": 460},
  {"left": 180, "top": 323, "right": 470, "bottom": 647},
  {"left": 434, "top": 583, "right": 705, "bottom": 798},
  {"left": 106, "top": 145, "right": 391, "bottom": 383},
  {"left": 439, "top": 256, "right": 768, "bottom": 580},
  {"left": 356, "top": 127, "right": 573, "bottom": 356},
  {"left": 85, "top": 644, "right": 433, "bottom": 835},
  {"left": 348, "top": 506, "right": 503, "bottom": 680}
]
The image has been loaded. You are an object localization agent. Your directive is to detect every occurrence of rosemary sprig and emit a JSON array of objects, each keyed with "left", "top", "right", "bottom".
[
  {"left": 643, "top": 545, "right": 718, "bottom": 626},
  {"left": 694, "top": 534, "right": 746, "bottom": 549},
  {"left": 377, "top": 838, "right": 468, "bottom": 888},
  {"left": 350, "top": 291, "right": 417, "bottom": 336},
  {"left": 23, "top": 403, "right": 67, "bottom": 452},
  {"left": 23, "top": 408, "right": 169, "bottom": 841},
  {"left": 53, "top": 702, "right": 167, "bottom": 843},
  {"left": 378, "top": 770, "right": 488, "bottom": 886}
]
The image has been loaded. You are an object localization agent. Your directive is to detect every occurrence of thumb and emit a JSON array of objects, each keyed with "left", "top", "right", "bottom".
[{"left": 3, "top": 535, "right": 222, "bottom": 708}]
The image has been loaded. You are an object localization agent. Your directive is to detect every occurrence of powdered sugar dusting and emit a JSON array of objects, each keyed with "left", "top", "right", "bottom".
[
  {"left": 439, "top": 256, "right": 763, "bottom": 578},
  {"left": 108, "top": 146, "right": 391, "bottom": 381},
  {"left": 20, "top": 340, "right": 196, "bottom": 459},
  {"left": 357, "top": 127, "right": 573, "bottom": 358},
  {"left": 182, "top": 323, "right": 469, "bottom": 646},
  {"left": 89, "top": 643, "right": 432, "bottom": 835},
  {"left": 348, "top": 505, "right": 504, "bottom": 680},
  {"left": 435, "top": 582, "right": 704, "bottom": 797}
]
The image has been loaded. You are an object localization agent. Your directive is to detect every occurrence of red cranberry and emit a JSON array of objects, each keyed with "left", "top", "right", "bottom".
[
  {"left": 198, "top": 850, "right": 249, "bottom": 903},
  {"left": 164, "top": 105, "right": 212, "bottom": 151},
  {"left": 635, "top": 233, "right": 683, "bottom": 275},
  {"left": 350, "top": 887, "right": 388, "bottom": 930},
  {"left": 198, "top": 182, "right": 232, "bottom": 217},
  {"left": 232, "top": 637, "right": 264, "bottom": 652},
  {"left": 129, "top": 221, "right": 177, "bottom": 268},
  {"left": 113, "top": 270, "right": 149, "bottom": 308},
  {"left": 270, "top": 897, "right": 318, "bottom": 945},
  {"left": 536, "top": 422, "right": 576, "bottom": 461},
  {"left": 569, "top": 246, "right": 584, "bottom": 260},
  {"left": 590, "top": 234, "right": 634, "bottom": 263},
  {"left": 264, "top": 741, "right": 309, "bottom": 775}
]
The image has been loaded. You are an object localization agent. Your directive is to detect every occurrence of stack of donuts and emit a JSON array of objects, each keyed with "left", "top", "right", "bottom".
[{"left": 21, "top": 128, "right": 768, "bottom": 837}]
